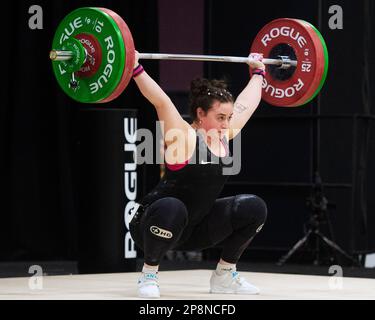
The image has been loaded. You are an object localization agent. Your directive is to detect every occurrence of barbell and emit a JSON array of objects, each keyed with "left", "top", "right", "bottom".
[{"left": 49, "top": 7, "right": 329, "bottom": 107}]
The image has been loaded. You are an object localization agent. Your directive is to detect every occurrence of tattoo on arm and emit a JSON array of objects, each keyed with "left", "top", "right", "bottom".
[{"left": 234, "top": 102, "right": 248, "bottom": 114}]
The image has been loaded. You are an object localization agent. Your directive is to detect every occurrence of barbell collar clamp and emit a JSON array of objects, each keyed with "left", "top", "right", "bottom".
[
  {"left": 50, "top": 50, "right": 74, "bottom": 61},
  {"left": 277, "top": 55, "right": 295, "bottom": 69}
]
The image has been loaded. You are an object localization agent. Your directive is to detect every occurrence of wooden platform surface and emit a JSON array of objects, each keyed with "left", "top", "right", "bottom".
[{"left": 0, "top": 270, "right": 374, "bottom": 300}]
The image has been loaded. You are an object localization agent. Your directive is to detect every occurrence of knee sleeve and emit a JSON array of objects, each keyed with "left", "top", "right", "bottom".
[
  {"left": 232, "top": 194, "right": 267, "bottom": 233},
  {"left": 219, "top": 195, "right": 267, "bottom": 264},
  {"left": 144, "top": 197, "right": 188, "bottom": 242},
  {"left": 142, "top": 197, "right": 188, "bottom": 265}
]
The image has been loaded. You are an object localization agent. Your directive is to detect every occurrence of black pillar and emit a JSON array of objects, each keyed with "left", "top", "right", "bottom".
[{"left": 76, "top": 108, "right": 139, "bottom": 273}]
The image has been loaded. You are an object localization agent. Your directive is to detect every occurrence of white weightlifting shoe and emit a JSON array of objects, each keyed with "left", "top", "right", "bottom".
[
  {"left": 137, "top": 272, "right": 160, "bottom": 298},
  {"left": 210, "top": 270, "right": 260, "bottom": 295}
]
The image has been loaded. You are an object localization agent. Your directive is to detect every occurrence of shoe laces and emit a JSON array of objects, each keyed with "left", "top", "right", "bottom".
[
  {"left": 231, "top": 271, "right": 245, "bottom": 285},
  {"left": 139, "top": 272, "right": 159, "bottom": 286},
  {"left": 144, "top": 273, "right": 158, "bottom": 280}
]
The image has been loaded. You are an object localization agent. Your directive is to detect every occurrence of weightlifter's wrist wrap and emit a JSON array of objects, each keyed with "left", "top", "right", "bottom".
[
  {"left": 133, "top": 64, "right": 144, "bottom": 78},
  {"left": 252, "top": 68, "right": 266, "bottom": 78}
]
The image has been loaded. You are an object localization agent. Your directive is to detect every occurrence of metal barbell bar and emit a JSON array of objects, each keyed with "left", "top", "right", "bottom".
[{"left": 49, "top": 50, "right": 297, "bottom": 68}]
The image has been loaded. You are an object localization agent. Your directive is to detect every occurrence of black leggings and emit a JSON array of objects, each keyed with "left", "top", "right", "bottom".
[{"left": 129, "top": 194, "right": 267, "bottom": 266}]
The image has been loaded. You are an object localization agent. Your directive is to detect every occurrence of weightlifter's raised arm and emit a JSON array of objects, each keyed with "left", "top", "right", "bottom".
[
  {"left": 228, "top": 53, "right": 266, "bottom": 140},
  {"left": 132, "top": 50, "right": 196, "bottom": 160}
]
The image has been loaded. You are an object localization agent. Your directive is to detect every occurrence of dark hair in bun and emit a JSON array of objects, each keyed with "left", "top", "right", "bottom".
[{"left": 189, "top": 78, "right": 234, "bottom": 122}]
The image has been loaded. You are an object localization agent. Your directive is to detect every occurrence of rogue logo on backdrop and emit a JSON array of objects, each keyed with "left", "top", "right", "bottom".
[{"left": 124, "top": 117, "right": 138, "bottom": 259}]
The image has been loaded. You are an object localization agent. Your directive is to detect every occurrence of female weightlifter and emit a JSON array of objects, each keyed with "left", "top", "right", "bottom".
[{"left": 130, "top": 50, "right": 268, "bottom": 298}]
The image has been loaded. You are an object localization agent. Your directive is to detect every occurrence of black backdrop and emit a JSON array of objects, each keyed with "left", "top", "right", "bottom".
[
  {"left": 0, "top": 0, "right": 160, "bottom": 261},
  {"left": 206, "top": 0, "right": 375, "bottom": 257},
  {"left": 1, "top": 0, "right": 374, "bottom": 265}
]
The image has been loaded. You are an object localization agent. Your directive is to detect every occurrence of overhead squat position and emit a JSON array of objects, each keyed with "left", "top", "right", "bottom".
[{"left": 130, "top": 50, "right": 268, "bottom": 298}]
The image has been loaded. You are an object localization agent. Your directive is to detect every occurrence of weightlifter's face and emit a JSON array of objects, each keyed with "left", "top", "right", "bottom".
[{"left": 199, "top": 101, "right": 233, "bottom": 138}]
